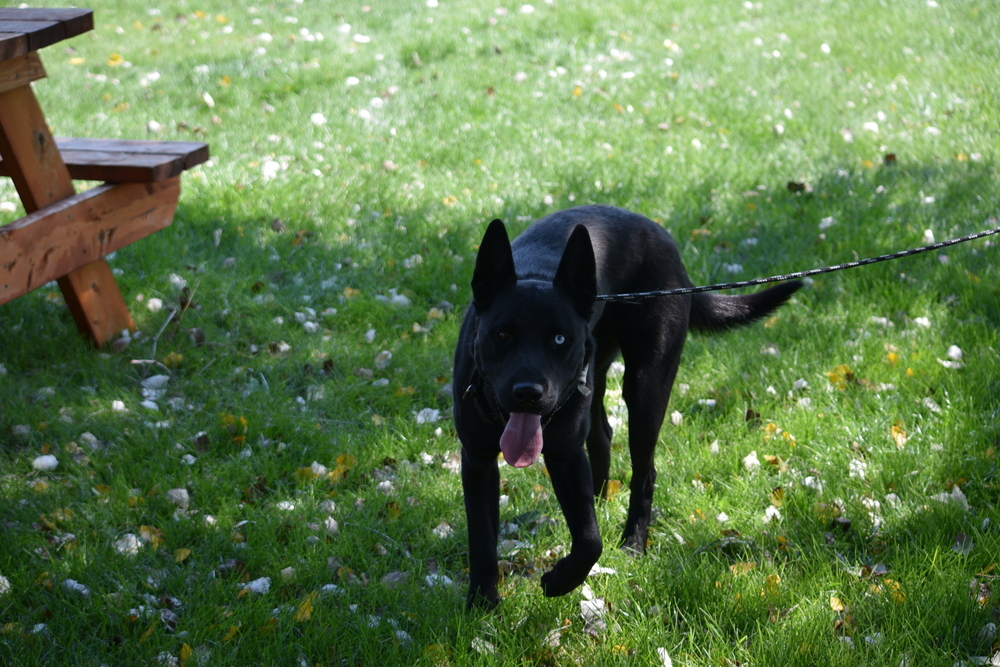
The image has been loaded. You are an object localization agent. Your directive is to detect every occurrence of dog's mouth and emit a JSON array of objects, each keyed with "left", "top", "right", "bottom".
[{"left": 500, "top": 412, "right": 544, "bottom": 468}]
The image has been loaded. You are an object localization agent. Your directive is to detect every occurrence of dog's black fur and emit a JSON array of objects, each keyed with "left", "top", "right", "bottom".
[{"left": 453, "top": 205, "right": 801, "bottom": 607}]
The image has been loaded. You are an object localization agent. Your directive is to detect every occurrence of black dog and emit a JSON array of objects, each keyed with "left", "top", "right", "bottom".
[{"left": 453, "top": 205, "right": 800, "bottom": 607}]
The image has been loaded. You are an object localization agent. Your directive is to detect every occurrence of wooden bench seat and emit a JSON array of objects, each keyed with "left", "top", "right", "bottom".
[{"left": 0, "top": 136, "right": 208, "bottom": 183}]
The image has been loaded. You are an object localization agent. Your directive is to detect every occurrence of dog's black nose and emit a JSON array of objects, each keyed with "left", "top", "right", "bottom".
[{"left": 512, "top": 382, "right": 545, "bottom": 406}]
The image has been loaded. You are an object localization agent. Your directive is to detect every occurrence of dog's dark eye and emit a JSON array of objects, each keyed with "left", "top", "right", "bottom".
[
  {"left": 498, "top": 331, "right": 510, "bottom": 341},
  {"left": 554, "top": 334, "right": 566, "bottom": 345}
]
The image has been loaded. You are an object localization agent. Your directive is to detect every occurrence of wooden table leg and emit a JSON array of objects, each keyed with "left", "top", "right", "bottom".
[
  {"left": 0, "top": 64, "right": 133, "bottom": 346},
  {"left": 57, "top": 260, "right": 135, "bottom": 342}
]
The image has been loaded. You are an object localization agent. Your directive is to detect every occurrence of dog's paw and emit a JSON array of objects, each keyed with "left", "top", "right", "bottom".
[
  {"left": 466, "top": 587, "right": 501, "bottom": 610},
  {"left": 540, "top": 554, "right": 596, "bottom": 598},
  {"left": 620, "top": 529, "right": 648, "bottom": 556}
]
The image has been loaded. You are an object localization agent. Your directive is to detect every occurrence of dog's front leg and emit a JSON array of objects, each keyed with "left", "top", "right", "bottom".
[
  {"left": 461, "top": 447, "right": 501, "bottom": 608},
  {"left": 540, "top": 447, "right": 603, "bottom": 597}
]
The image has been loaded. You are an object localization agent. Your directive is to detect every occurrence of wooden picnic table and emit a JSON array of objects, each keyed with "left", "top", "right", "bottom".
[{"left": 0, "top": 8, "right": 208, "bottom": 346}]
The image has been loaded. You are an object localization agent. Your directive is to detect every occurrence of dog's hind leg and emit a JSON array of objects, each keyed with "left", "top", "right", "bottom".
[{"left": 618, "top": 322, "right": 686, "bottom": 553}]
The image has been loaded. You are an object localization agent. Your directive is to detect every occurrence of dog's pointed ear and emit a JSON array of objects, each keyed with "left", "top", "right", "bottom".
[
  {"left": 553, "top": 225, "right": 597, "bottom": 319},
  {"left": 472, "top": 219, "right": 516, "bottom": 311}
]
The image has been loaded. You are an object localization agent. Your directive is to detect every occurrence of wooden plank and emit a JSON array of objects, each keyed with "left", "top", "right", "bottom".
[
  {"left": 0, "top": 139, "right": 210, "bottom": 183},
  {"left": 54, "top": 137, "right": 211, "bottom": 170},
  {"left": 0, "top": 33, "right": 30, "bottom": 61},
  {"left": 0, "top": 178, "right": 180, "bottom": 306},
  {"left": 0, "top": 8, "right": 92, "bottom": 43},
  {"left": 57, "top": 259, "right": 134, "bottom": 344},
  {"left": 0, "top": 51, "right": 45, "bottom": 95},
  {"left": 0, "top": 78, "right": 133, "bottom": 346},
  {"left": 54, "top": 150, "right": 186, "bottom": 184},
  {"left": 0, "top": 21, "right": 63, "bottom": 53},
  {"left": 0, "top": 84, "right": 75, "bottom": 214}
]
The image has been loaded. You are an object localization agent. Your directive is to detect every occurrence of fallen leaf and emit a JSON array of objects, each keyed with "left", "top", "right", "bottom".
[
  {"left": 294, "top": 591, "right": 318, "bottom": 621},
  {"left": 139, "top": 525, "right": 164, "bottom": 549},
  {"left": 173, "top": 548, "right": 191, "bottom": 563},
  {"left": 891, "top": 423, "right": 907, "bottom": 449},
  {"left": 826, "top": 364, "right": 854, "bottom": 390}
]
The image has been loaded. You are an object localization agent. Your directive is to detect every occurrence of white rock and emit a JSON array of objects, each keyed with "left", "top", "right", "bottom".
[
  {"left": 32, "top": 455, "right": 59, "bottom": 471},
  {"left": 166, "top": 488, "right": 190, "bottom": 510},
  {"left": 115, "top": 533, "right": 141, "bottom": 556},
  {"left": 240, "top": 577, "right": 271, "bottom": 594}
]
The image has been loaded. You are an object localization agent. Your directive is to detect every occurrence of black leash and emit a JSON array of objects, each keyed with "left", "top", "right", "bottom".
[{"left": 596, "top": 220, "right": 1000, "bottom": 303}]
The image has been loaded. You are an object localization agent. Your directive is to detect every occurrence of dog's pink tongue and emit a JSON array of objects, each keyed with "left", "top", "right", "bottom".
[{"left": 500, "top": 413, "right": 543, "bottom": 468}]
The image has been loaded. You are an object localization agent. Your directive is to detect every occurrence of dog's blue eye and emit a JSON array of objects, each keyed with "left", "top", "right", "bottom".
[{"left": 554, "top": 334, "right": 566, "bottom": 345}]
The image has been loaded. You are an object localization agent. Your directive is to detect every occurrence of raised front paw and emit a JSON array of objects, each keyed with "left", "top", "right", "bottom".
[{"left": 540, "top": 547, "right": 601, "bottom": 597}]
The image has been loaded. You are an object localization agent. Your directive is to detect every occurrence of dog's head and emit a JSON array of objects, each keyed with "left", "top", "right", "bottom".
[{"left": 470, "top": 219, "right": 597, "bottom": 466}]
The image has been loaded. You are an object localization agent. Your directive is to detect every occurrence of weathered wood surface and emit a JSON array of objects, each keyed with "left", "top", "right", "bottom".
[
  {"left": 0, "top": 178, "right": 181, "bottom": 305},
  {"left": 0, "top": 9, "right": 93, "bottom": 53},
  {"left": 0, "top": 138, "right": 210, "bottom": 183}
]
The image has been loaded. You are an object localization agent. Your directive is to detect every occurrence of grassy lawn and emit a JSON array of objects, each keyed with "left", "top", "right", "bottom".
[{"left": 2, "top": 0, "right": 999, "bottom": 664}]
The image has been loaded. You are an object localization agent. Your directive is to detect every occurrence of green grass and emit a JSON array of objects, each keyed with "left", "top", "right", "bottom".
[{"left": 2, "top": 0, "right": 1000, "bottom": 664}]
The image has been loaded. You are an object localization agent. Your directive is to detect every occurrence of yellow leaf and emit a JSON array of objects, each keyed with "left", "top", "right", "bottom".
[
  {"left": 906, "top": 367, "right": 916, "bottom": 378},
  {"left": 605, "top": 479, "right": 622, "bottom": 501},
  {"left": 891, "top": 423, "right": 907, "bottom": 449},
  {"left": 730, "top": 561, "right": 756, "bottom": 576},
  {"left": 764, "top": 455, "right": 788, "bottom": 473},
  {"left": 180, "top": 643, "right": 192, "bottom": 665},
  {"left": 395, "top": 386, "right": 416, "bottom": 397},
  {"left": 884, "top": 578, "right": 906, "bottom": 604},
  {"left": 294, "top": 591, "right": 318, "bottom": 622},
  {"left": 93, "top": 485, "right": 111, "bottom": 495},
  {"left": 761, "top": 573, "right": 781, "bottom": 596},
  {"left": 221, "top": 625, "right": 239, "bottom": 642},
  {"left": 830, "top": 596, "right": 846, "bottom": 611},
  {"left": 174, "top": 548, "right": 192, "bottom": 563},
  {"left": 613, "top": 103, "right": 624, "bottom": 113},
  {"left": 297, "top": 466, "right": 318, "bottom": 483},
  {"left": 162, "top": 352, "right": 184, "bottom": 367},
  {"left": 140, "top": 623, "right": 155, "bottom": 641},
  {"left": 139, "top": 525, "right": 164, "bottom": 549},
  {"left": 827, "top": 364, "right": 854, "bottom": 390},
  {"left": 861, "top": 159, "right": 875, "bottom": 169},
  {"left": 33, "top": 480, "right": 49, "bottom": 492},
  {"left": 442, "top": 195, "right": 458, "bottom": 207},
  {"left": 68, "top": 56, "right": 85, "bottom": 65},
  {"left": 885, "top": 352, "right": 900, "bottom": 365},
  {"left": 220, "top": 75, "right": 232, "bottom": 87},
  {"left": 107, "top": 53, "right": 124, "bottom": 67},
  {"left": 976, "top": 564, "right": 997, "bottom": 576},
  {"left": 216, "top": 14, "right": 229, "bottom": 24},
  {"left": 41, "top": 442, "right": 51, "bottom": 454},
  {"left": 769, "top": 487, "right": 784, "bottom": 507},
  {"left": 573, "top": 85, "right": 582, "bottom": 97},
  {"left": 423, "top": 644, "right": 452, "bottom": 664},
  {"left": 343, "top": 287, "right": 361, "bottom": 299}
]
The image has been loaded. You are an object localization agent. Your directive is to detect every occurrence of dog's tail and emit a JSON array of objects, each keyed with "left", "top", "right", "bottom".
[{"left": 688, "top": 281, "right": 802, "bottom": 332}]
